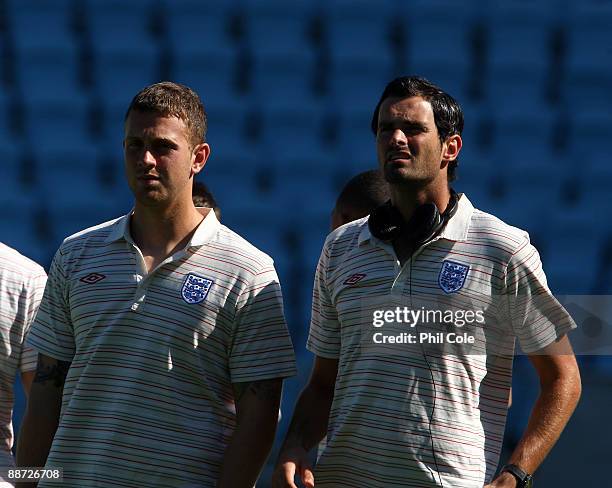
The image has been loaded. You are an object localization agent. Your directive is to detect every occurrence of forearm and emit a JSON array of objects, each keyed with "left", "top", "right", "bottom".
[
  {"left": 217, "top": 413, "right": 277, "bottom": 487},
  {"left": 217, "top": 378, "right": 283, "bottom": 487},
  {"left": 16, "top": 406, "right": 60, "bottom": 470},
  {"left": 16, "top": 354, "right": 67, "bottom": 487},
  {"left": 506, "top": 373, "right": 581, "bottom": 474},
  {"left": 280, "top": 381, "right": 334, "bottom": 453}
]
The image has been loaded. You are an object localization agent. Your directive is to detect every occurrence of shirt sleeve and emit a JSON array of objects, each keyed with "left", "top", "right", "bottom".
[
  {"left": 504, "top": 237, "right": 577, "bottom": 353},
  {"left": 306, "top": 241, "right": 341, "bottom": 359},
  {"left": 19, "top": 270, "right": 48, "bottom": 373},
  {"left": 228, "top": 261, "right": 297, "bottom": 383},
  {"left": 26, "top": 249, "right": 76, "bottom": 362}
]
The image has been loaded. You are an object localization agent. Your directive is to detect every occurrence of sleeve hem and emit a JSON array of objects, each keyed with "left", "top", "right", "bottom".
[{"left": 230, "top": 368, "right": 297, "bottom": 384}]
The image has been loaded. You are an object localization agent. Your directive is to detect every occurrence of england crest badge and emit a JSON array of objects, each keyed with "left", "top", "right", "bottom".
[
  {"left": 438, "top": 260, "right": 469, "bottom": 294},
  {"left": 181, "top": 273, "right": 213, "bottom": 304}
]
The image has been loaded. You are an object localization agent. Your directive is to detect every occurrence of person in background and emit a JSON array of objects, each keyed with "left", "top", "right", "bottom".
[
  {"left": 330, "top": 169, "right": 389, "bottom": 231},
  {"left": 192, "top": 180, "right": 221, "bottom": 221},
  {"left": 0, "top": 244, "right": 46, "bottom": 487}
]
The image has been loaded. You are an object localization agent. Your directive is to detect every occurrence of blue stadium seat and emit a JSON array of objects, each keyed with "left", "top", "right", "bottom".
[
  {"left": 203, "top": 104, "right": 252, "bottom": 163},
  {"left": 33, "top": 144, "right": 101, "bottom": 204},
  {"left": 260, "top": 104, "right": 325, "bottom": 166},
  {"left": 334, "top": 106, "right": 378, "bottom": 166},
  {"left": 402, "top": 0, "right": 477, "bottom": 102},
  {"left": 85, "top": 0, "right": 157, "bottom": 50},
  {"left": 326, "top": 54, "right": 392, "bottom": 112},
  {"left": 250, "top": 50, "right": 319, "bottom": 111},
  {"left": 569, "top": 110, "right": 612, "bottom": 164},
  {"left": 22, "top": 94, "right": 92, "bottom": 150},
  {"left": 242, "top": 0, "right": 314, "bottom": 57},
  {"left": 0, "top": 140, "right": 23, "bottom": 202},
  {"left": 484, "top": 4, "right": 554, "bottom": 110},
  {"left": 45, "top": 200, "right": 124, "bottom": 252},
  {"left": 93, "top": 42, "right": 160, "bottom": 114},
  {"left": 543, "top": 218, "right": 601, "bottom": 294},
  {"left": 492, "top": 107, "right": 557, "bottom": 168},
  {"left": 7, "top": 0, "right": 75, "bottom": 51},
  {"left": 564, "top": 29, "right": 612, "bottom": 111},
  {"left": 14, "top": 42, "right": 81, "bottom": 105},
  {"left": 163, "top": 0, "right": 235, "bottom": 58},
  {"left": 323, "top": 0, "right": 393, "bottom": 62},
  {"left": 171, "top": 46, "right": 242, "bottom": 113}
]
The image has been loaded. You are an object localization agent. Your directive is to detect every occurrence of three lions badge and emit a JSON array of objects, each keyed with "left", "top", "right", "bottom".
[
  {"left": 181, "top": 273, "right": 213, "bottom": 304},
  {"left": 438, "top": 260, "right": 469, "bottom": 293}
]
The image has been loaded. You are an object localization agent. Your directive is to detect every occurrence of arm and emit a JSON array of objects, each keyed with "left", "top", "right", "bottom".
[
  {"left": 216, "top": 378, "right": 284, "bottom": 487},
  {"left": 486, "top": 336, "right": 581, "bottom": 487},
  {"left": 16, "top": 354, "right": 70, "bottom": 488},
  {"left": 272, "top": 356, "right": 338, "bottom": 488},
  {"left": 20, "top": 371, "right": 35, "bottom": 399}
]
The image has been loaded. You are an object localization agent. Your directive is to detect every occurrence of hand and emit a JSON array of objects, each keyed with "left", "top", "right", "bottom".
[
  {"left": 484, "top": 471, "right": 517, "bottom": 488},
  {"left": 271, "top": 446, "right": 315, "bottom": 488}
]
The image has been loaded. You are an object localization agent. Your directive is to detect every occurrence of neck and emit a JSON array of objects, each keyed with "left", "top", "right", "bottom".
[
  {"left": 390, "top": 180, "right": 451, "bottom": 223},
  {"left": 130, "top": 198, "right": 205, "bottom": 254}
]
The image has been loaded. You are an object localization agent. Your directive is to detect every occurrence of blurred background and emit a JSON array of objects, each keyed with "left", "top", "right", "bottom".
[{"left": 1, "top": 0, "right": 611, "bottom": 485}]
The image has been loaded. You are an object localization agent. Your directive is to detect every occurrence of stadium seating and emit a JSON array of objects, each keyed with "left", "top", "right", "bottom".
[{"left": 3, "top": 2, "right": 611, "bottom": 483}]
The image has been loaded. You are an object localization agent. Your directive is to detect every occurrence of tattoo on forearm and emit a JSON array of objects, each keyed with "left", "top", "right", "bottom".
[
  {"left": 33, "top": 355, "right": 70, "bottom": 388},
  {"left": 235, "top": 379, "right": 281, "bottom": 403}
]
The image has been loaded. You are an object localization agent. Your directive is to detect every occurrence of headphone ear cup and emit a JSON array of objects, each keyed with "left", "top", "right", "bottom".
[
  {"left": 404, "top": 203, "right": 441, "bottom": 246},
  {"left": 368, "top": 201, "right": 404, "bottom": 241}
]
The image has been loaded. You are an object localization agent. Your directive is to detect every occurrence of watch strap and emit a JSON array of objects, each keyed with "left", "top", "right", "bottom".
[{"left": 501, "top": 464, "right": 533, "bottom": 487}]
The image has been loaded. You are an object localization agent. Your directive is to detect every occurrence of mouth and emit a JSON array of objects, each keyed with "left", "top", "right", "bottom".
[
  {"left": 387, "top": 153, "right": 412, "bottom": 164},
  {"left": 137, "top": 175, "right": 160, "bottom": 181}
]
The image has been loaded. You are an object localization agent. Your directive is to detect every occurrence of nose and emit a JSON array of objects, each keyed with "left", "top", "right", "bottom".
[
  {"left": 389, "top": 128, "right": 407, "bottom": 146},
  {"left": 139, "top": 149, "right": 156, "bottom": 168}
]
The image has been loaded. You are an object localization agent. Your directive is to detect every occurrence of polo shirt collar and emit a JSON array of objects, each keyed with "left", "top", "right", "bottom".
[
  {"left": 104, "top": 207, "right": 220, "bottom": 247},
  {"left": 358, "top": 193, "right": 474, "bottom": 247}
]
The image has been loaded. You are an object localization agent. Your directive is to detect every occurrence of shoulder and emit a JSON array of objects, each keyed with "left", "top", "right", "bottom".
[
  {"left": 466, "top": 205, "right": 532, "bottom": 259},
  {"left": 58, "top": 216, "right": 125, "bottom": 255},
  {"left": 200, "top": 223, "right": 276, "bottom": 274},
  {"left": 324, "top": 217, "right": 368, "bottom": 257},
  {"left": 0, "top": 242, "right": 46, "bottom": 280}
]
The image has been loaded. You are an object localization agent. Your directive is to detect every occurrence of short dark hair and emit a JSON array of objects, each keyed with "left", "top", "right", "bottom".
[
  {"left": 370, "top": 76, "right": 464, "bottom": 181},
  {"left": 125, "top": 81, "right": 207, "bottom": 147},
  {"left": 336, "top": 169, "right": 390, "bottom": 218},
  {"left": 192, "top": 181, "right": 221, "bottom": 221}
]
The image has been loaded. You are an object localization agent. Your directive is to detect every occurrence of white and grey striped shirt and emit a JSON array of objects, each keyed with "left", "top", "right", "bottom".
[{"left": 28, "top": 209, "right": 297, "bottom": 487}]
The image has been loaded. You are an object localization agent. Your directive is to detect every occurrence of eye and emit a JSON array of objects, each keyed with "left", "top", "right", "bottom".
[{"left": 125, "top": 140, "right": 142, "bottom": 150}]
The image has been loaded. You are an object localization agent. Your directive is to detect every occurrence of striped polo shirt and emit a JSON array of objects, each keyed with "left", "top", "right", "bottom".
[
  {"left": 307, "top": 194, "right": 576, "bottom": 487},
  {"left": 27, "top": 209, "right": 297, "bottom": 487},
  {"left": 0, "top": 243, "right": 46, "bottom": 477}
]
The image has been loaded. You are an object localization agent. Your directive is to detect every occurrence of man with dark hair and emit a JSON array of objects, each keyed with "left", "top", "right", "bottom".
[
  {"left": 331, "top": 169, "right": 390, "bottom": 230},
  {"left": 193, "top": 180, "right": 221, "bottom": 221},
  {"left": 273, "top": 76, "right": 580, "bottom": 487},
  {"left": 17, "top": 82, "right": 296, "bottom": 487}
]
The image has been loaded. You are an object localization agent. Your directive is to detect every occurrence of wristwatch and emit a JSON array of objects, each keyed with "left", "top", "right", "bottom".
[{"left": 501, "top": 464, "right": 533, "bottom": 487}]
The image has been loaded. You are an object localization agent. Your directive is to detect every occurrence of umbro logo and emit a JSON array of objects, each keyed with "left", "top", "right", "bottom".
[
  {"left": 80, "top": 273, "right": 106, "bottom": 284},
  {"left": 344, "top": 273, "right": 366, "bottom": 285}
]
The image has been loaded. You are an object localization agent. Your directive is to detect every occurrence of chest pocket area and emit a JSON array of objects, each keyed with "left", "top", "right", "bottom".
[{"left": 69, "top": 270, "right": 138, "bottom": 343}]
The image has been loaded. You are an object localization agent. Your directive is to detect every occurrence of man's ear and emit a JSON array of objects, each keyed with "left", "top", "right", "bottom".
[
  {"left": 192, "top": 143, "right": 211, "bottom": 176},
  {"left": 442, "top": 134, "right": 462, "bottom": 162}
]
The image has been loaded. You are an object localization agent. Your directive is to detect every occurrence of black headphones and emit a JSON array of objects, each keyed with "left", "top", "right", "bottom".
[{"left": 368, "top": 190, "right": 459, "bottom": 247}]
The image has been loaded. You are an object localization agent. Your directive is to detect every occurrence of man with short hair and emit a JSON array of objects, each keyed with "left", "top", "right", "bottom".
[
  {"left": 192, "top": 180, "right": 221, "bottom": 221},
  {"left": 0, "top": 244, "right": 46, "bottom": 487},
  {"left": 330, "top": 169, "right": 389, "bottom": 231},
  {"left": 273, "top": 76, "right": 581, "bottom": 487},
  {"left": 17, "top": 82, "right": 296, "bottom": 487}
]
